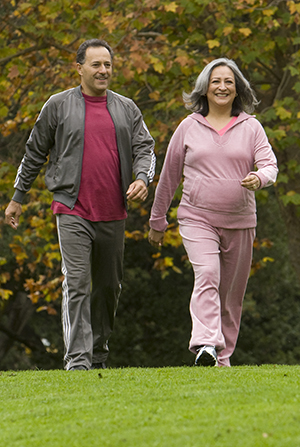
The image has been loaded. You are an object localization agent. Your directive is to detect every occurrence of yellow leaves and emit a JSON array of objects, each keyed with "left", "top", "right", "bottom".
[
  {"left": 263, "top": 9, "right": 275, "bottom": 17},
  {"left": 0, "top": 289, "right": 13, "bottom": 300},
  {"left": 164, "top": 2, "right": 178, "bottom": 12},
  {"left": 175, "top": 51, "right": 190, "bottom": 67},
  {"left": 37, "top": 306, "right": 57, "bottom": 315},
  {"left": 275, "top": 106, "right": 292, "bottom": 120},
  {"left": 262, "top": 257, "right": 274, "bottom": 263},
  {"left": 263, "top": 41, "right": 275, "bottom": 51},
  {"left": 149, "top": 90, "right": 161, "bottom": 101},
  {"left": 207, "top": 40, "right": 220, "bottom": 49},
  {"left": 1, "top": 119, "right": 17, "bottom": 136},
  {"left": 131, "top": 53, "right": 150, "bottom": 74},
  {"left": 251, "top": 237, "right": 275, "bottom": 276},
  {"left": 297, "top": 111, "right": 300, "bottom": 119},
  {"left": 239, "top": 28, "right": 252, "bottom": 37},
  {"left": 125, "top": 230, "right": 145, "bottom": 241},
  {"left": 9, "top": 242, "right": 28, "bottom": 264},
  {"left": 0, "top": 271, "right": 12, "bottom": 300},
  {"left": 174, "top": 49, "right": 195, "bottom": 74},
  {"left": 222, "top": 26, "right": 252, "bottom": 39},
  {"left": 0, "top": 258, "right": 7, "bottom": 267},
  {"left": 152, "top": 254, "right": 182, "bottom": 279},
  {"left": 150, "top": 56, "right": 164, "bottom": 73},
  {"left": 102, "top": 18, "right": 117, "bottom": 33},
  {"left": 24, "top": 275, "right": 62, "bottom": 305},
  {"left": 15, "top": 2, "right": 32, "bottom": 14},
  {"left": 223, "top": 26, "right": 234, "bottom": 36},
  {"left": 164, "top": 225, "right": 182, "bottom": 248},
  {"left": 0, "top": 106, "right": 9, "bottom": 118},
  {"left": 167, "top": 98, "right": 177, "bottom": 109},
  {"left": 288, "top": 1, "right": 300, "bottom": 14}
]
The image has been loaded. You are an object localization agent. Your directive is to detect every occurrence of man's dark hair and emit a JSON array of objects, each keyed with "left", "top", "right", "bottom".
[{"left": 76, "top": 39, "right": 114, "bottom": 64}]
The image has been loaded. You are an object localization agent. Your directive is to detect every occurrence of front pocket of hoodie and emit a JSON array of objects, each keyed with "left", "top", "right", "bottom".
[{"left": 189, "top": 176, "right": 249, "bottom": 213}]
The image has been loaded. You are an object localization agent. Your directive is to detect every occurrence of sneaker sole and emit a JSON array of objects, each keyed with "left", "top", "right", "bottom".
[{"left": 195, "top": 351, "right": 217, "bottom": 367}]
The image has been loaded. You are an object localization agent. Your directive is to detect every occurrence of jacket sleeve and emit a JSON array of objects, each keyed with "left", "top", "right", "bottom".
[
  {"left": 249, "top": 119, "right": 278, "bottom": 189},
  {"left": 149, "top": 122, "right": 187, "bottom": 232},
  {"left": 12, "top": 98, "right": 57, "bottom": 203},
  {"left": 131, "top": 103, "right": 156, "bottom": 186}
]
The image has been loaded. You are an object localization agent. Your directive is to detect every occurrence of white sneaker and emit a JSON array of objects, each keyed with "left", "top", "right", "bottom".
[{"left": 195, "top": 345, "right": 218, "bottom": 367}]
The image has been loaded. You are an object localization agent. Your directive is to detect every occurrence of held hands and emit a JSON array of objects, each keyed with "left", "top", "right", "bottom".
[
  {"left": 148, "top": 228, "right": 164, "bottom": 248},
  {"left": 241, "top": 174, "right": 261, "bottom": 191},
  {"left": 4, "top": 200, "right": 22, "bottom": 230},
  {"left": 126, "top": 179, "right": 148, "bottom": 202}
]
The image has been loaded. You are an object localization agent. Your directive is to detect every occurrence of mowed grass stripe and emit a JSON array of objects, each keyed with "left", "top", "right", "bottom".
[{"left": 1, "top": 365, "right": 300, "bottom": 446}]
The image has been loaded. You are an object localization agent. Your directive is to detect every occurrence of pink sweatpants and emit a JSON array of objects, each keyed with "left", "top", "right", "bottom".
[{"left": 179, "top": 222, "right": 255, "bottom": 367}]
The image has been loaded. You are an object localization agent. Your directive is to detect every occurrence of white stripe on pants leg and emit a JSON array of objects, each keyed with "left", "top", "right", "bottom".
[{"left": 56, "top": 215, "right": 72, "bottom": 367}]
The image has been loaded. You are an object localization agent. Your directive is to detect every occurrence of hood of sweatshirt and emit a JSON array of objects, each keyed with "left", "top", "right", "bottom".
[{"left": 189, "top": 111, "right": 254, "bottom": 131}]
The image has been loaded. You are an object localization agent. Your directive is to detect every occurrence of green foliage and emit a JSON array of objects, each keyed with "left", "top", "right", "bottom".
[
  {"left": 233, "top": 191, "right": 300, "bottom": 366},
  {"left": 1, "top": 366, "right": 300, "bottom": 446},
  {"left": 0, "top": 163, "right": 61, "bottom": 313}
]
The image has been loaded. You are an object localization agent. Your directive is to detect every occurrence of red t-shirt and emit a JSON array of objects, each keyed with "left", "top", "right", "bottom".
[{"left": 51, "top": 94, "right": 127, "bottom": 221}]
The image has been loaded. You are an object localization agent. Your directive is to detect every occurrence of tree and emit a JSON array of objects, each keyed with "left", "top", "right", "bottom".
[{"left": 1, "top": 0, "right": 300, "bottom": 368}]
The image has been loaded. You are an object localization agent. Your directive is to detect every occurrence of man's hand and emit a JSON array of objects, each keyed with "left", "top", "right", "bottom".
[
  {"left": 4, "top": 200, "right": 22, "bottom": 230},
  {"left": 148, "top": 228, "right": 165, "bottom": 248},
  {"left": 241, "top": 174, "right": 261, "bottom": 191},
  {"left": 126, "top": 179, "right": 148, "bottom": 202}
]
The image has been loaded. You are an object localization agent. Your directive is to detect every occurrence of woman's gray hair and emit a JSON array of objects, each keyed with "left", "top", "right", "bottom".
[{"left": 183, "top": 58, "right": 259, "bottom": 116}]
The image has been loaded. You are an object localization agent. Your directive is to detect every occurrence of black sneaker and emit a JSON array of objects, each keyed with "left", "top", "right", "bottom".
[
  {"left": 69, "top": 365, "right": 88, "bottom": 371},
  {"left": 195, "top": 345, "right": 218, "bottom": 367},
  {"left": 91, "top": 362, "right": 107, "bottom": 370}
]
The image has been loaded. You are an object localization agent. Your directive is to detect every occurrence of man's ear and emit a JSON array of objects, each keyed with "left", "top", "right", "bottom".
[{"left": 76, "top": 63, "right": 82, "bottom": 76}]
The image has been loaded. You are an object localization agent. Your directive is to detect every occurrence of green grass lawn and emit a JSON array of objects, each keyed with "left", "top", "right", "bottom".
[{"left": 1, "top": 365, "right": 300, "bottom": 446}]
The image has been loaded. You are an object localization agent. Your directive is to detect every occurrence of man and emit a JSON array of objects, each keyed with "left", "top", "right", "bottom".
[{"left": 5, "top": 39, "right": 156, "bottom": 371}]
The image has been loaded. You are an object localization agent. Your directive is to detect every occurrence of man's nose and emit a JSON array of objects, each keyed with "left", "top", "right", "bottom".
[{"left": 98, "top": 64, "right": 107, "bottom": 73}]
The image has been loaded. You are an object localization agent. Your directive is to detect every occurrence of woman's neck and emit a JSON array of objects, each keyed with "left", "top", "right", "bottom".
[{"left": 205, "top": 111, "right": 234, "bottom": 131}]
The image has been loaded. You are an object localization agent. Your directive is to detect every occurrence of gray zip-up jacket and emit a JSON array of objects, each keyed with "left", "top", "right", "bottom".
[{"left": 13, "top": 86, "right": 156, "bottom": 209}]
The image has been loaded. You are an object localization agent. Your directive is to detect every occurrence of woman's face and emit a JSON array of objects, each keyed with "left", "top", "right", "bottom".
[{"left": 206, "top": 65, "right": 237, "bottom": 111}]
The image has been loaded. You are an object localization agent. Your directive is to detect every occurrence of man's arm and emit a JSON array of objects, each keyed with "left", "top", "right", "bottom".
[
  {"left": 13, "top": 97, "right": 56, "bottom": 201},
  {"left": 5, "top": 97, "right": 56, "bottom": 227},
  {"left": 131, "top": 103, "right": 156, "bottom": 186}
]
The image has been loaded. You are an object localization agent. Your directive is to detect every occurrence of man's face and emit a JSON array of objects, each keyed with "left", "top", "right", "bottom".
[{"left": 77, "top": 46, "right": 112, "bottom": 96}]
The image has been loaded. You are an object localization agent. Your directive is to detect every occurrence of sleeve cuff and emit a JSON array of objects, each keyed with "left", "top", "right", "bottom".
[
  {"left": 136, "top": 173, "right": 149, "bottom": 187},
  {"left": 12, "top": 189, "right": 26, "bottom": 203}
]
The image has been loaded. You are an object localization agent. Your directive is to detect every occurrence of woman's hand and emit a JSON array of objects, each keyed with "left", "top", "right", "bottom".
[
  {"left": 241, "top": 174, "right": 261, "bottom": 191},
  {"left": 148, "top": 228, "right": 165, "bottom": 248}
]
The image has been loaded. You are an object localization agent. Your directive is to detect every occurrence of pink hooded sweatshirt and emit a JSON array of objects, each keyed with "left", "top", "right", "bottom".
[{"left": 150, "top": 112, "right": 278, "bottom": 231}]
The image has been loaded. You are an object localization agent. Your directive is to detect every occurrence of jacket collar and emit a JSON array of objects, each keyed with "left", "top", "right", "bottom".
[{"left": 75, "top": 85, "right": 114, "bottom": 103}]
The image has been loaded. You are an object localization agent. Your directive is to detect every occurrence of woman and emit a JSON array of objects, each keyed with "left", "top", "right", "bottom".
[{"left": 148, "top": 58, "right": 278, "bottom": 367}]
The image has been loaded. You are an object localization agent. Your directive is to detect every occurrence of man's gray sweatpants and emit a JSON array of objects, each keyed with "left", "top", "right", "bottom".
[{"left": 56, "top": 214, "right": 125, "bottom": 370}]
